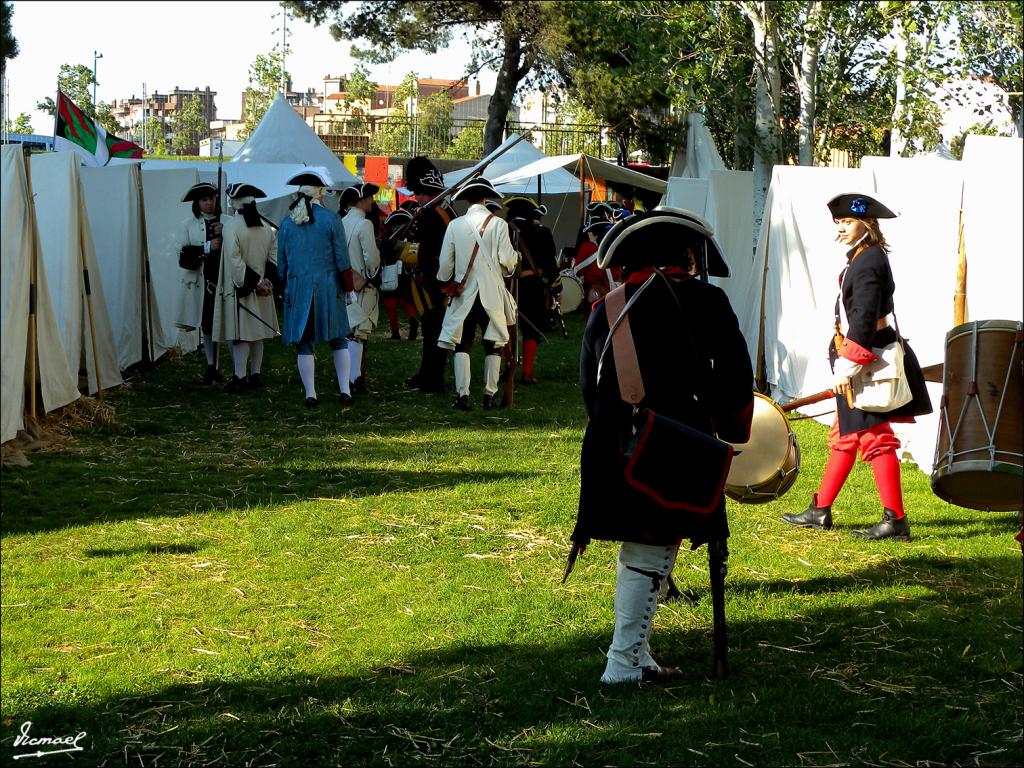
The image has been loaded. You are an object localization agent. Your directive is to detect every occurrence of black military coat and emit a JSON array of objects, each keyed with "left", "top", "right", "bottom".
[
  {"left": 574, "top": 273, "right": 754, "bottom": 548},
  {"left": 511, "top": 218, "right": 559, "bottom": 341},
  {"left": 410, "top": 206, "right": 451, "bottom": 306},
  {"left": 831, "top": 245, "right": 932, "bottom": 435}
]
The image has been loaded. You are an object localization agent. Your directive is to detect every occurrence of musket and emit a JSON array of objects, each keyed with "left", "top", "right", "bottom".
[
  {"left": 501, "top": 273, "right": 520, "bottom": 409},
  {"left": 388, "top": 132, "right": 532, "bottom": 245},
  {"left": 780, "top": 362, "right": 943, "bottom": 413}
]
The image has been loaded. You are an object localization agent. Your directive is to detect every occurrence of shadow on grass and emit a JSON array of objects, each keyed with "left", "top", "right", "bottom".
[
  {"left": 1, "top": 466, "right": 542, "bottom": 537},
  {"left": 83, "top": 542, "right": 204, "bottom": 558},
  {"left": 2, "top": 558, "right": 1019, "bottom": 767}
]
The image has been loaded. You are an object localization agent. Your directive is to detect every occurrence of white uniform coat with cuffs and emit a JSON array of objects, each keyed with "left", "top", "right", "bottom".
[{"left": 437, "top": 203, "right": 519, "bottom": 349}]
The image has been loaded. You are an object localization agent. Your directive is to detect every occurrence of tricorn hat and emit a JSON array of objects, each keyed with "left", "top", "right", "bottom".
[
  {"left": 586, "top": 201, "right": 615, "bottom": 219},
  {"left": 226, "top": 182, "right": 266, "bottom": 199},
  {"left": 384, "top": 209, "right": 413, "bottom": 227},
  {"left": 583, "top": 219, "right": 614, "bottom": 244},
  {"left": 827, "top": 193, "right": 897, "bottom": 220},
  {"left": 286, "top": 168, "right": 338, "bottom": 188},
  {"left": 484, "top": 199, "right": 503, "bottom": 213},
  {"left": 181, "top": 182, "right": 218, "bottom": 203},
  {"left": 452, "top": 176, "right": 502, "bottom": 202},
  {"left": 534, "top": 204, "right": 547, "bottom": 219},
  {"left": 597, "top": 206, "right": 730, "bottom": 277},
  {"left": 503, "top": 196, "right": 538, "bottom": 217},
  {"left": 341, "top": 182, "right": 380, "bottom": 206},
  {"left": 404, "top": 156, "right": 445, "bottom": 195}
]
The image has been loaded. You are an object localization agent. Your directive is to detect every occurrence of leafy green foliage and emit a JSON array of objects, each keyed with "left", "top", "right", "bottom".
[
  {"left": 956, "top": 0, "right": 1023, "bottom": 129},
  {"left": 1, "top": 315, "right": 1020, "bottom": 765},
  {"left": 1, "top": 0, "right": 17, "bottom": 79},
  {"left": 36, "top": 63, "right": 95, "bottom": 118},
  {"left": 242, "top": 50, "right": 289, "bottom": 140},
  {"left": 2, "top": 111, "right": 33, "bottom": 134},
  {"left": 170, "top": 95, "right": 208, "bottom": 156},
  {"left": 146, "top": 114, "right": 167, "bottom": 155},
  {"left": 444, "top": 119, "right": 485, "bottom": 159}
]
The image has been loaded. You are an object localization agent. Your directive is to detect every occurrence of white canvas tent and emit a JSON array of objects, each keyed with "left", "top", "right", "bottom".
[
  {"left": 1, "top": 146, "right": 80, "bottom": 444},
  {"left": 29, "top": 151, "right": 123, "bottom": 395},
  {"left": 745, "top": 144, "right": 1022, "bottom": 472},
  {"left": 489, "top": 152, "right": 668, "bottom": 195},
  {"left": 231, "top": 93, "right": 357, "bottom": 190},
  {"left": 81, "top": 163, "right": 166, "bottom": 369}
]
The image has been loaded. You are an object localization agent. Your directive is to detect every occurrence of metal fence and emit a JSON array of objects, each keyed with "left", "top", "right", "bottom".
[{"left": 312, "top": 114, "right": 613, "bottom": 160}]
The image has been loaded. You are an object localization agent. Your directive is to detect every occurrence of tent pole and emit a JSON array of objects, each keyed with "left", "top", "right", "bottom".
[
  {"left": 78, "top": 186, "right": 104, "bottom": 401},
  {"left": 578, "top": 154, "right": 585, "bottom": 231},
  {"left": 23, "top": 148, "right": 39, "bottom": 421},
  {"left": 136, "top": 166, "right": 157, "bottom": 363},
  {"left": 953, "top": 185, "right": 967, "bottom": 326}
]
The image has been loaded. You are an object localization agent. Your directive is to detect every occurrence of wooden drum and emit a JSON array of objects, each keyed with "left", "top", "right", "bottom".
[
  {"left": 725, "top": 392, "right": 801, "bottom": 504},
  {"left": 932, "top": 320, "right": 1023, "bottom": 511}
]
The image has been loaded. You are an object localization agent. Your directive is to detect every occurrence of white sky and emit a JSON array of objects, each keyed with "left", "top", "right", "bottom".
[{"left": 4, "top": 0, "right": 497, "bottom": 133}]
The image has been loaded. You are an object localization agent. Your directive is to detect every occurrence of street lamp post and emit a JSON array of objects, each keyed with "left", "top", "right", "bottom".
[{"left": 93, "top": 50, "right": 103, "bottom": 109}]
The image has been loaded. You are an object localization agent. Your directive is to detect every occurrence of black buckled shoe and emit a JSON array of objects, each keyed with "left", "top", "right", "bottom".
[
  {"left": 202, "top": 365, "right": 223, "bottom": 385},
  {"left": 782, "top": 499, "right": 833, "bottom": 530},
  {"left": 351, "top": 377, "right": 370, "bottom": 396},
  {"left": 641, "top": 665, "right": 683, "bottom": 684},
  {"left": 247, "top": 372, "right": 263, "bottom": 390},
  {"left": 339, "top": 392, "right": 354, "bottom": 410},
  {"left": 452, "top": 395, "right": 471, "bottom": 411},
  {"left": 224, "top": 375, "right": 247, "bottom": 394},
  {"left": 482, "top": 393, "right": 496, "bottom": 410},
  {"left": 304, "top": 396, "right": 318, "bottom": 409},
  {"left": 851, "top": 508, "right": 911, "bottom": 541}
]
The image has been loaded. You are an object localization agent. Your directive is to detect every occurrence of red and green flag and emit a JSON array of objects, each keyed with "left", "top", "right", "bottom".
[{"left": 54, "top": 90, "right": 142, "bottom": 166}]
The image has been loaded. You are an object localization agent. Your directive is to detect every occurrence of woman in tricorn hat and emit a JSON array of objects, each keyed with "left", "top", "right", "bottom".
[
  {"left": 571, "top": 207, "right": 754, "bottom": 684},
  {"left": 782, "top": 193, "right": 931, "bottom": 541}
]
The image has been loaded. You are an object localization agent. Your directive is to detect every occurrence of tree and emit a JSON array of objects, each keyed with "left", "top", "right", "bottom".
[
  {"left": 368, "top": 72, "right": 418, "bottom": 157},
  {"left": 445, "top": 119, "right": 485, "bottom": 159},
  {"left": 94, "top": 101, "right": 122, "bottom": 135},
  {"left": 2, "top": 111, "right": 32, "bottom": 134},
  {"left": 955, "top": 1, "right": 1023, "bottom": 135},
  {"left": 241, "top": 50, "right": 288, "bottom": 140},
  {"left": 170, "top": 95, "right": 207, "bottom": 155},
  {"left": 37, "top": 63, "right": 95, "bottom": 117},
  {"left": 333, "top": 64, "right": 377, "bottom": 135},
  {"left": 417, "top": 90, "right": 454, "bottom": 157},
  {"left": 147, "top": 115, "right": 167, "bottom": 155},
  {"left": 1, "top": 0, "right": 18, "bottom": 126},
  {"left": 285, "top": 0, "right": 552, "bottom": 154}
]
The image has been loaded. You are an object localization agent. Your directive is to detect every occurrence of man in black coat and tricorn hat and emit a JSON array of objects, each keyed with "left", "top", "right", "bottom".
[
  {"left": 176, "top": 181, "right": 224, "bottom": 383},
  {"left": 401, "top": 156, "right": 453, "bottom": 393},
  {"left": 571, "top": 207, "right": 754, "bottom": 684}
]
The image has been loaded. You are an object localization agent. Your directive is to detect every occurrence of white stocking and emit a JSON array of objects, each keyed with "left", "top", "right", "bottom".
[
  {"left": 249, "top": 340, "right": 264, "bottom": 374},
  {"left": 484, "top": 354, "right": 501, "bottom": 396},
  {"left": 230, "top": 342, "right": 250, "bottom": 378},
  {"left": 202, "top": 333, "right": 218, "bottom": 367},
  {"left": 332, "top": 347, "right": 351, "bottom": 395},
  {"left": 347, "top": 339, "right": 363, "bottom": 383},
  {"left": 453, "top": 352, "right": 471, "bottom": 396},
  {"left": 297, "top": 354, "right": 316, "bottom": 398}
]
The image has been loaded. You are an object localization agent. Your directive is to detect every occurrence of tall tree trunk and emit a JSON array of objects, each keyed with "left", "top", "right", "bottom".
[
  {"left": 483, "top": 30, "right": 524, "bottom": 155},
  {"left": 741, "top": 1, "right": 781, "bottom": 246},
  {"left": 890, "top": 15, "right": 909, "bottom": 157},
  {"left": 797, "top": 1, "right": 824, "bottom": 166}
]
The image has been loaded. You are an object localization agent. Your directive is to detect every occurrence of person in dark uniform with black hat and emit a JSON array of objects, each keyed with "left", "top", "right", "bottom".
[
  {"left": 783, "top": 193, "right": 931, "bottom": 541},
  {"left": 176, "top": 181, "right": 224, "bottom": 383},
  {"left": 503, "top": 196, "right": 559, "bottom": 384},
  {"left": 402, "top": 157, "right": 453, "bottom": 393},
  {"left": 571, "top": 207, "right": 753, "bottom": 684}
]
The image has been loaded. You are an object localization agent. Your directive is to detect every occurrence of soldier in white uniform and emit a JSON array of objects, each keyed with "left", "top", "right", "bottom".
[
  {"left": 340, "top": 182, "right": 381, "bottom": 395},
  {"left": 437, "top": 177, "right": 519, "bottom": 410},
  {"left": 213, "top": 183, "right": 281, "bottom": 394},
  {"left": 176, "top": 181, "right": 223, "bottom": 383}
]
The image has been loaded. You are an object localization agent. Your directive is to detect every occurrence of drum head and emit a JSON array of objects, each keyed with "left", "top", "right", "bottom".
[
  {"left": 559, "top": 272, "right": 584, "bottom": 314},
  {"left": 727, "top": 394, "right": 791, "bottom": 486}
]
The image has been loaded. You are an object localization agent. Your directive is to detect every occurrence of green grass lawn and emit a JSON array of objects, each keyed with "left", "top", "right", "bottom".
[{"left": 2, "top": 312, "right": 1021, "bottom": 767}]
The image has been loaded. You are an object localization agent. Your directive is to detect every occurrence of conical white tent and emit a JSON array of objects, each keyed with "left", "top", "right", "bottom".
[
  {"left": 231, "top": 93, "right": 357, "bottom": 189},
  {"left": 1, "top": 147, "right": 80, "bottom": 443},
  {"left": 30, "top": 152, "right": 122, "bottom": 395}
]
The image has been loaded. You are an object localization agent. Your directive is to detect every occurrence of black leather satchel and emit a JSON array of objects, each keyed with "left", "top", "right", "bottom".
[{"left": 178, "top": 245, "right": 203, "bottom": 271}]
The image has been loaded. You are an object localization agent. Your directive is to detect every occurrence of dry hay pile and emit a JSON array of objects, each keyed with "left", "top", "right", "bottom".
[{"left": 1, "top": 396, "right": 116, "bottom": 468}]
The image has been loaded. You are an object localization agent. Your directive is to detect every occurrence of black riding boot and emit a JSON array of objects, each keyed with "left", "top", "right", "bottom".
[
  {"left": 782, "top": 496, "right": 833, "bottom": 530},
  {"left": 851, "top": 508, "right": 911, "bottom": 541}
]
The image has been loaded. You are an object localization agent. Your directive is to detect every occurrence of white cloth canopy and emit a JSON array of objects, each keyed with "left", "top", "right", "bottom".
[
  {"left": 682, "top": 113, "right": 727, "bottom": 179},
  {"left": 489, "top": 153, "right": 667, "bottom": 194},
  {"left": 1, "top": 146, "right": 80, "bottom": 442}
]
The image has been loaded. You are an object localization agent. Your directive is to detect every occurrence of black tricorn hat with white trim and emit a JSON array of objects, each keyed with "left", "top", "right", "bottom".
[
  {"left": 384, "top": 209, "right": 413, "bottom": 227},
  {"left": 484, "top": 199, "right": 503, "bottom": 213},
  {"left": 181, "top": 182, "right": 218, "bottom": 202},
  {"left": 827, "top": 193, "right": 897, "bottom": 220},
  {"left": 226, "top": 182, "right": 267, "bottom": 199},
  {"left": 452, "top": 176, "right": 502, "bottom": 201},
  {"left": 404, "top": 156, "right": 445, "bottom": 194},
  {"left": 340, "top": 182, "right": 380, "bottom": 206},
  {"left": 597, "top": 206, "right": 730, "bottom": 277},
  {"left": 286, "top": 169, "right": 332, "bottom": 187}
]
